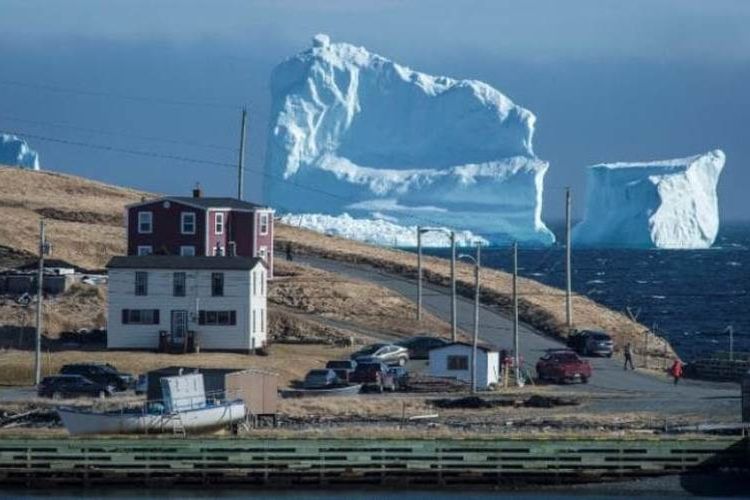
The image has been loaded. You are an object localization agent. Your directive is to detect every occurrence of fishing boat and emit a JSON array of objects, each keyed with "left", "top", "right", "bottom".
[
  {"left": 57, "top": 372, "right": 246, "bottom": 435},
  {"left": 280, "top": 383, "right": 362, "bottom": 398}
]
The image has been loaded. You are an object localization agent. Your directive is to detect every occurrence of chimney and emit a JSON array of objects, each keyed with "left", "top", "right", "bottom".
[{"left": 192, "top": 182, "right": 202, "bottom": 198}]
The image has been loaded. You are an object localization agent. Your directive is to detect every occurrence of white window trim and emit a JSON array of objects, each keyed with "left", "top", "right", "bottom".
[
  {"left": 180, "top": 245, "right": 196, "bottom": 256},
  {"left": 138, "top": 211, "right": 153, "bottom": 234},
  {"left": 215, "top": 212, "right": 224, "bottom": 235},
  {"left": 181, "top": 212, "right": 196, "bottom": 235},
  {"left": 137, "top": 245, "right": 153, "bottom": 256},
  {"left": 259, "top": 212, "right": 269, "bottom": 235},
  {"left": 259, "top": 246, "right": 268, "bottom": 260}
]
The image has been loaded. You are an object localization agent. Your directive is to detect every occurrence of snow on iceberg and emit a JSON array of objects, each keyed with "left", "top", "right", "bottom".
[
  {"left": 0, "top": 134, "right": 40, "bottom": 170},
  {"left": 280, "top": 212, "right": 488, "bottom": 248},
  {"left": 265, "top": 35, "right": 554, "bottom": 246},
  {"left": 573, "top": 150, "right": 725, "bottom": 249}
]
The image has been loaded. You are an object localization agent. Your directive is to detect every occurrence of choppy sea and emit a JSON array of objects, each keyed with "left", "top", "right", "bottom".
[{"left": 424, "top": 222, "right": 750, "bottom": 361}]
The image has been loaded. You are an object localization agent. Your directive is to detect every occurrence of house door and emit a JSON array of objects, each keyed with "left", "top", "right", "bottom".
[{"left": 170, "top": 310, "right": 188, "bottom": 344}]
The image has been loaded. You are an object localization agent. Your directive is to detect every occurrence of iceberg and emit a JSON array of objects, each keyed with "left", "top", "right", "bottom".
[
  {"left": 265, "top": 34, "right": 554, "bottom": 246},
  {"left": 280, "top": 212, "right": 488, "bottom": 248},
  {"left": 573, "top": 150, "right": 725, "bottom": 249},
  {"left": 0, "top": 134, "right": 40, "bottom": 170}
]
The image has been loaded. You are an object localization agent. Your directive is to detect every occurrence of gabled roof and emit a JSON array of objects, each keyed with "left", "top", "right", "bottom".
[
  {"left": 126, "top": 196, "right": 271, "bottom": 211},
  {"left": 166, "top": 197, "right": 269, "bottom": 211},
  {"left": 430, "top": 341, "right": 500, "bottom": 353},
  {"left": 107, "top": 255, "right": 265, "bottom": 271}
]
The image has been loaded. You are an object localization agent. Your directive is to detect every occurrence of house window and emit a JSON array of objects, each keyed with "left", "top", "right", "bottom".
[
  {"left": 180, "top": 246, "right": 195, "bottom": 256},
  {"left": 121, "top": 309, "right": 159, "bottom": 325},
  {"left": 138, "top": 212, "right": 152, "bottom": 234},
  {"left": 215, "top": 213, "right": 224, "bottom": 235},
  {"left": 173, "top": 272, "right": 186, "bottom": 297},
  {"left": 137, "top": 245, "right": 152, "bottom": 256},
  {"left": 447, "top": 355, "right": 469, "bottom": 371},
  {"left": 252, "top": 309, "right": 257, "bottom": 333},
  {"left": 211, "top": 272, "right": 224, "bottom": 296},
  {"left": 181, "top": 212, "right": 196, "bottom": 234},
  {"left": 198, "top": 310, "right": 236, "bottom": 326},
  {"left": 260, "top": 309, "right": 265, "bottom": 332},
  {"left": 259, "top": 213, "right": 269, "bottom": 235},
  {"left": 260, "top": 271, "right": 265, "bottom": 295},
  {"left": 135, "top": 272, "right": 148, "bottom": 296},
  {"left": 258, "top": 246, "right": 267, "bottom": 261},
  {"left": 253, "top": 271, "right": 257, "bottom": 296}
]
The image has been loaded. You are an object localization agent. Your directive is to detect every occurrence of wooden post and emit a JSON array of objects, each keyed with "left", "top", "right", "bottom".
[
  {"left": 34, "top": 219, "right": 45, "bottom": 386},
  {"left": 513, "top": 242, "right": 520, "bottom": 386},
  {"left": 565, "top": 187, "right": 573, "bottom": 331}
]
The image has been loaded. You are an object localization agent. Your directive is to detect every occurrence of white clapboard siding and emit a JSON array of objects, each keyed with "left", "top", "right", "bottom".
[{"left": 107, "top": 262, "right": 267, "bottom": 351}]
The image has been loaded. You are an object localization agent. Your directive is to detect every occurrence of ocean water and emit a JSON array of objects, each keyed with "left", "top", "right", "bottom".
[{"left": 424, "top": 222, "right": 750, "bottom": 361}]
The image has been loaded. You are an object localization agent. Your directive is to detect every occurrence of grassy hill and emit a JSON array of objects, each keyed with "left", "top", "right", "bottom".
[{"left": 0, "top": 166, "right": 148, "bottom": 269}]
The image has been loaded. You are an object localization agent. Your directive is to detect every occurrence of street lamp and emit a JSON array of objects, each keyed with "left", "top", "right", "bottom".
[
  {"left": 416, "top": 226, "right": 457, "bottom": 342},
  {"left": 458, "top": 243, "right": 481, "bottom": 394}
]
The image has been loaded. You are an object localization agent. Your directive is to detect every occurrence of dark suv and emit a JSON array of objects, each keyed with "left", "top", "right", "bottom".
[
  {"left": 38, "top": 375, "right": 113, "bottom": 399},
  {"left": 349, "top": 362, "right": 397, "bottom": 392},
  {"left": 60, "top": 363, "right": 134, "bottom": 391}
]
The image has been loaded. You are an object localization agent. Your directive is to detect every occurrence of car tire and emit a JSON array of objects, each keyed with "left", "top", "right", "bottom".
[
  {"left": 606, "top": 353, "right": 613, "bottom": 358},
  {"left": 52, "top": 392, "right": 62, "bottom": 400},
  {"left": 98, "top": 390, "right": 108, "bottom": 399},
  {"left": 581, "top": 376, "right": 589, "bottom": 384},
  {"left": 398, "top": 357, "right": 406, "bottom": 367}
]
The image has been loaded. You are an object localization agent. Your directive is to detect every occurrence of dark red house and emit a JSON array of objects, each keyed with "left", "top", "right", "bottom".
[{"left": 126, "top": 188, "right": 275, "bottom": 276}]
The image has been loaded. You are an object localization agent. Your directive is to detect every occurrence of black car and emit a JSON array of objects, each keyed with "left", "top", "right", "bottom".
[
  {"left": 37, "top": 375, "right": 113, "bottom": 399},
  {"left": 325, "top": 360, "right": 358, "bottom": 382},
  {"left": 60, "top": 363, "right": 134, "bottom": 391},
  {"left": 395, "top": 336, "right": 450, "bottom": 360}
]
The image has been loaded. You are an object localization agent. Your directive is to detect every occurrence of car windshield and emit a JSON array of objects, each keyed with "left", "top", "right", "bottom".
[
  {"left": 307, "top": 370, "right": 330, "bottom": 377},
  {"left": 591, "top": 333, "right": 611, "bottom": 341},
  {"left": 554, "top": 354, "right": 579, "bottom": 362},
  {"left": 355, "top": 363, "right": 381, "bottom": 373}
]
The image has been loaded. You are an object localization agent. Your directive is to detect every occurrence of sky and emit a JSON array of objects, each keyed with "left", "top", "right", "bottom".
[{"left": 0, "top": 0, "right": 748, "bottom": 222}]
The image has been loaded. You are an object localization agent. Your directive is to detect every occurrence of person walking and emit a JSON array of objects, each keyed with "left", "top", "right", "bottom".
[
  {"left": 670, "top": 358, "right": 684, "bottom": 385},
  {"left": 623, "top": 342, "right": 635, "bottom": 370},
  {"left": 285, "top": 242, "right": 294, "bottom": 262}
]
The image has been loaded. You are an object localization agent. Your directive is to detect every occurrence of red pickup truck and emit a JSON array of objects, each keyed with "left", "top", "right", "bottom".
[{"left": 536, "top": 350, "right": 592, "bottom": 384}]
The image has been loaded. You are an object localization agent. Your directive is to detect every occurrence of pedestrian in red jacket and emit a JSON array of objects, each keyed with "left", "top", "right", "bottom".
[{"left": 670, "top": 359, "right": 684, "bottom": 385}]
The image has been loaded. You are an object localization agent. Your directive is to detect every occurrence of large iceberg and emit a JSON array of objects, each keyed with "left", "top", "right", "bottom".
[
  {"left": 265, "top": 34, "right": 554, "bottom": 246},
  {"left": 0, "top": 134, "right": 40, "bottom": 170},
  {"left": 573, "top": 150, "right": 725, "bottom": 249}
]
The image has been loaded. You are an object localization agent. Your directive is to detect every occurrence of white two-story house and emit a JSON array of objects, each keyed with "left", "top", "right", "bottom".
[{"left": 106, "top": 255, "right": 267, "bottom": 353}]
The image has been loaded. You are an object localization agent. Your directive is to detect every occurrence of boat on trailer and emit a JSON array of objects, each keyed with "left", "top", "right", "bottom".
[{"left": 57, "top": 372, "right": 247, "bottom": 435}]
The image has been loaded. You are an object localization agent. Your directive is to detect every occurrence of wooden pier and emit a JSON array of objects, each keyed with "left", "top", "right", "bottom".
[{"left": 0, "top": 436, "right": 747, "bottom": 487}]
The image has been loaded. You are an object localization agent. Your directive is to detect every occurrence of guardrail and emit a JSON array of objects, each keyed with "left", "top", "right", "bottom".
[{"left": 0, "top": 436, "right": 747, "bottom": 486}]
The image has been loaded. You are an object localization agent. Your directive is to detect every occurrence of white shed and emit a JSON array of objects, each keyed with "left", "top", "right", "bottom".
[{"left": 429, "top": 342, "right": 500, "bottom": 390}]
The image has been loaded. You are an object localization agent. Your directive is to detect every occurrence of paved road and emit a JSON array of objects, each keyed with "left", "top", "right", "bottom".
[{"left": 296, "top": 255, "right": 741, "bottom": 417}]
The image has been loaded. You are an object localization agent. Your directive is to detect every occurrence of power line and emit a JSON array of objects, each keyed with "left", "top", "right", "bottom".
[
  {"left": 0, "top": 78, "right": 240, "bottom": 111},
  {"left": 0, "top": 127, "right": 484, "bottom": 232},
  {"left": 0, "top": 113, "right": 237, "bottom": 153}
]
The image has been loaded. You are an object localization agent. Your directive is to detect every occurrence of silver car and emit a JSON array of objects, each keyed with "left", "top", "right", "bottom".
[
  {"left": 583, "top": 331, "right": 615, "bottom": 357},
  {"left": 350, "top": 343, "right": 410, "bottom": 366}
]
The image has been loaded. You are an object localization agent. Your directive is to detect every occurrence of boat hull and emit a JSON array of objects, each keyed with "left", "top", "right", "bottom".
[{"left": 57, "top": 402, "right": 246, "bottom": 435}]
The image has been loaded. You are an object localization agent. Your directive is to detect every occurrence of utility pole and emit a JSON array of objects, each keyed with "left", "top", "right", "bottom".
[
  {"left": 417, "top": 227, "right": 423, "bottom": 321},
  {"left": 450, "top": 231, "right": 457, "bottom": 342},
  {"left": 565, "top": 187, "right": 573, "bottom": 331},
  {"left": 34, "top": 219, "right": 45, "bottom": 386},
  {"left": 728, "top": 326, "right": 734, "bottom": 361},
  {"left": 237, "top": 107, "right": 247, "bottom": 201},
  {"left": 471, "top": 243, "right": 481, "bottom": 394},
  {"left": 513, "top": 241, "right": 520, "bottom": 386}
]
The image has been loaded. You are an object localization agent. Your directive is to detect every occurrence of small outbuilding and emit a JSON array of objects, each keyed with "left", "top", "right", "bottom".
[{"left": 428, "top": 342, "right": 500, "bottom": 390}]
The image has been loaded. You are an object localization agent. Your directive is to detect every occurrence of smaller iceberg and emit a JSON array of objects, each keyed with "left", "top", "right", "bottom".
[
  {"left": 280, "top": 213, "right": 488, "bottom": 248},
  {"left": 0, "top": 134, "right": 40, "bottom": 170},
  {"left": 573, "top": 150, "right": 725, "bottom": 249}
]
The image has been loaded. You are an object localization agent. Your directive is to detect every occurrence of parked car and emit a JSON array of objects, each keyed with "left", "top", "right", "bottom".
[
  {"left": 395, "top": 336, "right": 449, "bottom": 360},
  {"left": 60, "top": 363, "right": 134, "bottom": 391},
  {"left": 388, "top": 366, "right": 410, "bottom": 391},
  {"left": 37, "top": 375, "right": 113, "bottom": 399},
  {"left": 350, "top": 343, "right": 409, "bottom": 366},
  {"left": 325, "top": 360, "right": 358, "bottom": 383},
  {"left": 536, "top": 350, "right": 592, "bottom": 384},
  {"left": 303, "top": 369, "right": 343, "bottom": 389},
  {"left": 349, "top": 362, "right": 397, "bottom": 392},
  {"left": 567, "top": 330, "right": 615, "bottom": 357}
]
